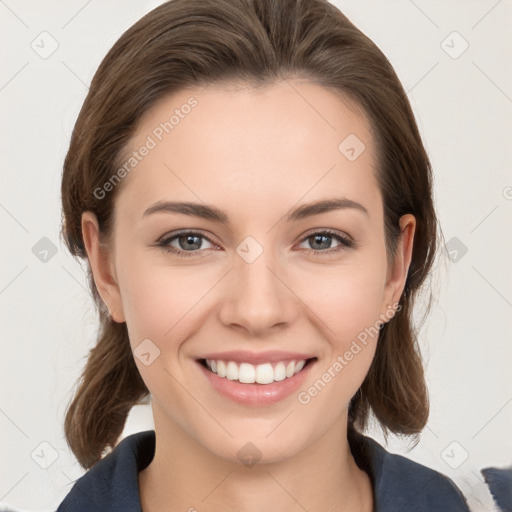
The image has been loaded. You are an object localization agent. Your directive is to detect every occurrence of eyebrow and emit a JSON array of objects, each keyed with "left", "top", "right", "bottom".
[{"left": 142, "top": 198, "right": 369, "bottom": 223}]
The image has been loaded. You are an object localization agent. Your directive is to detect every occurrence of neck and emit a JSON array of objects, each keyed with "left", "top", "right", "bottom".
[{"left": 139, "top": 407, "right": 373, "bottom": 512}]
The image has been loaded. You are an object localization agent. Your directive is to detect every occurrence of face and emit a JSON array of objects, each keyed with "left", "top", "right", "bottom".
[{"left": 82, "top": 80, "right": 415, "bottom": 464}]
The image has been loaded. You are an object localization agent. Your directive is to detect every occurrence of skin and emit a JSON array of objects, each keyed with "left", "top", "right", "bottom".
[{"left": 82, "top": 79, "right": 415, "bottom": 512}]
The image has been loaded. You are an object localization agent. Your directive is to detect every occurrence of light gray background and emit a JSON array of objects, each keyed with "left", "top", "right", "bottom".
[{"left": 1, "top": 1, "right": 511, "bottom": 511}]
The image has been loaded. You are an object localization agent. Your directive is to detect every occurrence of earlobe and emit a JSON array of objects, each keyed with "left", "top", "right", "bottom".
[{"left": 81, "top": 211, "right": 125, "bottom": 323}]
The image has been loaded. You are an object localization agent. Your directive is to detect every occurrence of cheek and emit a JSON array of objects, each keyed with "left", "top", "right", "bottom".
[
  {"left": 295, "top": 251, "right": 387, "bottom": 394},
  {"left": 118, "top": 261, "right": 214, "bottom": 406},
  {"left": 116, "top": 250, "right": 223, "bottom": 358},
  {"left": 334, "top": 274, "right": 384, "bottom": 343},
  {"left": 292, "top": 261, "right": 386, "bottom": 422},
  {"left": 302, "top": 255, "right": 387, "bottom": 345}
]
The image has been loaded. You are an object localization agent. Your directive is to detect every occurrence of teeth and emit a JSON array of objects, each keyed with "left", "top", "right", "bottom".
[
  {"left": 239, "top": 362, "right": 255, "bottom": 383},
  {"left": 294, "top": 360, "right": 306, "bottom": 373},
  {"left": 256, "top": 363, "right": 274, "bottom": 384},
  {"left": 204, "top": 359, "right": 308, "bottom": 384},
  {"left": 217, "top": 360, "right": 226, "bottom": 377},
  {"left": 274, "top": 362, "right": 286, "bottom": 381},
  {"left": 226, "top": 361, "right": 238, "bottom": 380}
]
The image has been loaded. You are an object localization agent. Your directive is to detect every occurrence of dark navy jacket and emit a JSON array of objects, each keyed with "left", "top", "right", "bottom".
[{"left": 57, "top": 429, "right": 470, "bottom": 511}]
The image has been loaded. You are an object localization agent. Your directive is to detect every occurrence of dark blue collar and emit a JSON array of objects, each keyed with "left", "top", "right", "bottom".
[{"left": 57, "top": 429, "right": 470, "bottom": 511}]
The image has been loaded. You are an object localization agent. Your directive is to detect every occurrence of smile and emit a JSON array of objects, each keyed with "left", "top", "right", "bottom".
[
  {"left": 196, "top": 350, "right": 317, "bottom": 405},
  {"left": 201, "top": 358, "right": 311, "bottom": 385}
]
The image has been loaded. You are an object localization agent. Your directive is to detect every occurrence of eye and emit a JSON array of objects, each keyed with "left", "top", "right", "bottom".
[
  {"left": 156, "top": 228, "right": 354, "bottom": 258},
  {"left": 156, "top": 231, "right": 217, "bottom": 257},
  {"left": 297, "top": 229, "right": 354, "bottom": 254}
]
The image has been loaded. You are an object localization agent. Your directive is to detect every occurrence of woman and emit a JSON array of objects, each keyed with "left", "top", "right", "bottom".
[{"left": 57, "top": 0, "right": 470, "bottom": 510}]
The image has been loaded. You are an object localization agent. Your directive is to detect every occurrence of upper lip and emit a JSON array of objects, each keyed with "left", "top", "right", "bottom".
[{"left": 197, "top": 350, "right": 316, "bottom": 365}]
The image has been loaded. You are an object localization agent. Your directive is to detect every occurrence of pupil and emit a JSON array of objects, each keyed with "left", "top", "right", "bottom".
[
  {"left": 180, "top": 234, "right": 201, "bottom": 250},
  {"left": 312, "top": 234, "right": 330, "bottom": 250}
]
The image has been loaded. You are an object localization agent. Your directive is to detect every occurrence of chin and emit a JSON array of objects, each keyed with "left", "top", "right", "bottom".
[{"left": 209, "top": 432, "right": 308, "bottom": 467}]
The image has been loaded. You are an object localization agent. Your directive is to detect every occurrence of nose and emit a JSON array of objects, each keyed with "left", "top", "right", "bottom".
[{"left": 218, "top": 247, "right": 299, "bottom": 337}]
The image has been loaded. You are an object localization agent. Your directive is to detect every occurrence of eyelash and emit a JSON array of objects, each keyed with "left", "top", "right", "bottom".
[{"left": 155, "top": 229, "right": 355, "bottom": 258}]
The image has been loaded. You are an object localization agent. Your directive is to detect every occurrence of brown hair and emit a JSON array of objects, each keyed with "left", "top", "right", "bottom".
[{"left": 61, "top": 0, "right": 438, "bottom": 469}]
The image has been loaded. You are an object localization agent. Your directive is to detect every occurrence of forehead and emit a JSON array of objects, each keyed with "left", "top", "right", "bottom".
[{"left": 114, "top": 80, "right": 381, "bottom": 224}]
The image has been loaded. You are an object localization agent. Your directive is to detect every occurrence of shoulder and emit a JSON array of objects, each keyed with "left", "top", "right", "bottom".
[
  {"left": 349, "top": 429, "right": 471, "bottom": 512},
  {"left": 57, "top": 430, "right": 155, "bottom": 512}
]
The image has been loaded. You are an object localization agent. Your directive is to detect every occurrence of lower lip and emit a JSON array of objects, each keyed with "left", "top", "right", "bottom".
[{"left": 197, "top": 360, "right": 315, "bottom": 406}]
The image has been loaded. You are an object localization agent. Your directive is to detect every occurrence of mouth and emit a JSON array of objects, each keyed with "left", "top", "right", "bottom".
[
  {"left": 194, "top": 350, "right": 318, "bottom": 405},
  {"left": 197, "top": 357, "right": 317, "bottom": 385}
]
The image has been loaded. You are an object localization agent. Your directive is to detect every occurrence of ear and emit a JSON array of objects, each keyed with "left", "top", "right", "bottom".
[
  {"left": 81, "top": 211, "right": 125, "bottom": 323},
  {"left": 381, "top": 213, "right": 416, "bottom": 314}
]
